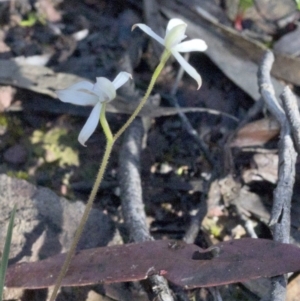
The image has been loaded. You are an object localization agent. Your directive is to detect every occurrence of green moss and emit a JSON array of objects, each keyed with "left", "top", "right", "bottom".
[
  {"left": 7, "top": 170, "right": 29, "bottom": 181},
  {"left": 238, "top": 0, "right": 253, "bottom": 11},
  {"left": 0, "top": 114, "right": 8, "bottom": 127},
  {"left": 7, "top": 116, "right": 24, "bottom": 140},
  {"left": 0, "top": 115, "right": 25, "bottom": 152},
  {"left": 0, "top": 114, "right": 24, "bottom": 139},
  {"left": 30, "top": 128, "right": 79, "bottom": 167}
]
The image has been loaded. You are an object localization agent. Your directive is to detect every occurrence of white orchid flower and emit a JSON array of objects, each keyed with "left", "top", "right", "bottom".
[
  {"left": 56, "top": 72, "right": 132, "bottom": 146},
  {"left": 133, "top": 18, "right": 207, "bottom": 89}
]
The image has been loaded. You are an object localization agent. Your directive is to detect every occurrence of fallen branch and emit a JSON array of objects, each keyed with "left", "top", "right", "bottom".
[
  {"left": 258, "top": 50, "right": 297, "bottom": 301},
  {"left": 118, "top": 51, "right": 174, "bottom": 301}
]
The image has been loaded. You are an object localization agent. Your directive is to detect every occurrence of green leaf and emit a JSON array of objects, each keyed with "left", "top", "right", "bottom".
[
  {"left": 295, "top": 0, "right": 300, "bottom": 10},
  {"left": 0, "top": 206, "right": 16, "bottom": 301},
  {"left": 239, "top": 0, "right": 254, "bottom": 11}
]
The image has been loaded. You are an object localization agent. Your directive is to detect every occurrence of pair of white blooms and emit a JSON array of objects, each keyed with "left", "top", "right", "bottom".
[{"left": 57, "top": 19, "right": 207, "bottom": 146}]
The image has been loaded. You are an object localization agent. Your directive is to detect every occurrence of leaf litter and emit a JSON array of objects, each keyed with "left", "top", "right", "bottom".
[{"left": 1, "top": 0, "right": 300, "bottom": 300}]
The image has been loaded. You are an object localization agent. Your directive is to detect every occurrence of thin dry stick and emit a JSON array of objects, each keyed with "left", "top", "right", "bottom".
[
  {"left": 119, "top": 118, "right": 174, "bottom": 301},
  {"left": 258, "top": 51, "right": 296, "bottom": 228},
  {"left": 258, "top": 50, "right": 297, "bottom": 301},
  {"left": 119, "top": 118, "right": 152, "bottom": 242},
  {"left": 281, "top": 86, "right": 300, "bottom": 154}
]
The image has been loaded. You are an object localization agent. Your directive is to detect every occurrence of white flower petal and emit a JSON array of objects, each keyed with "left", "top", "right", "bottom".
[
  {"left": 66, "top": 81, "right": 94, "bottom": 91},
  {"left": 166, "top": 19, "right": 186, "bottom": 35},
  {"left": 93, "top": 77, "right": 116, "bottom": 102},
  {"left": 172, "top": 50, "right": 202, "bottom": 89},
  {"left": 56, "top": 89, "right": 98, "bottom": 106},
  {"left": 112, "top": 72, "right": 132, "bottom": 90},
  {"left": 78, "top": 102, "right": 102, "bottom": 146},
  {"left": 174, "top": 39, "right": 208, "bottom": 52},
  {"left": 164, "top": 23, "right": 187, "bottom": 50},
  {"left": 132, "top": 23, "right": 164, "bottom": 45}
]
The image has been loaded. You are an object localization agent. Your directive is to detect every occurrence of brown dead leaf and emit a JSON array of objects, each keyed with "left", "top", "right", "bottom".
[
  {"left": 230, "top": 118, "right": 280, "bottom": 147},
  {"left": 6, "top": 239, "right": 300, "bottom": 290},
  {"left": 243, "top": 153, "right": 278, "bottom": 184}
]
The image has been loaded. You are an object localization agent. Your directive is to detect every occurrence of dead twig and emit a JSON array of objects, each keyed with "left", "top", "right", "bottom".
[
  {"left": 119, "top": 118, "right": 151, "bottom": 242},
  {"left": 257, "top": 51, "right": 286, "bottom": 125},
  {"left": 119, "top": 118, "right": 174, "bottom": 301},
  {"left": 258, "top": 51, "right": 297, "bottom": 231},
  {"left": 281, "top": 86, "right": 300, "bottom": 155},
  {"left": 258, "top": 50, "right": 297, "bottom": 301}
]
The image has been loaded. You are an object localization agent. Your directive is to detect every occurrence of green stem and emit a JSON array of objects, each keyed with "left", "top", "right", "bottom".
[
  {"left": 49, "top": 49, "right": 170, "bottom": 301},
  {"left": 49, "top": 139, "right": 114, "bottom": 301},
  {"left": 113, "top": 50, "right": 171, "bottom": 141},
  {"left": 100, "top": 103, "right": 113, "bottom": 143}
]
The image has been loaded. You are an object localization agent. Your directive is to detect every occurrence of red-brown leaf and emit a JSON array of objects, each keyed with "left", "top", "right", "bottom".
[{"left": 6, "top": 239, "right": 300, "bottom": 289}]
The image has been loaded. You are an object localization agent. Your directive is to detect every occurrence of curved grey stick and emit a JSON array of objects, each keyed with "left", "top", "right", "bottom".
[{"left": 258, "top": 50, "right": 297, "bottom": 301}]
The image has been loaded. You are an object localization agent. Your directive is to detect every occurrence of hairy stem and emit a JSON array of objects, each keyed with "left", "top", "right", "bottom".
[
  {"left": 49, "top": 140, "right": 114, "bottom": 301},
  {"left": 49, "top": 50, "right": 170, "bottom": 300},
  {"left": 113, "top": 50, "right": 170, "bottom": 141}
]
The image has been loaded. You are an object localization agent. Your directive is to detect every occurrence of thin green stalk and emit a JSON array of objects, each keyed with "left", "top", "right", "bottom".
[
  {"left": 49, "top": 50, "right": 170, "bottom": 301},
  {"left": 49, "top": 139, "right": 114, "bottom": 301},
  {"left": 0, "top": 205, "right": 16, "bottom": 301},
  {"left": 113, "top": 50, "right": 171, "bottom": 141},
  {"left": 100, "top": 103, "right": 113, "bottom": 143}
]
